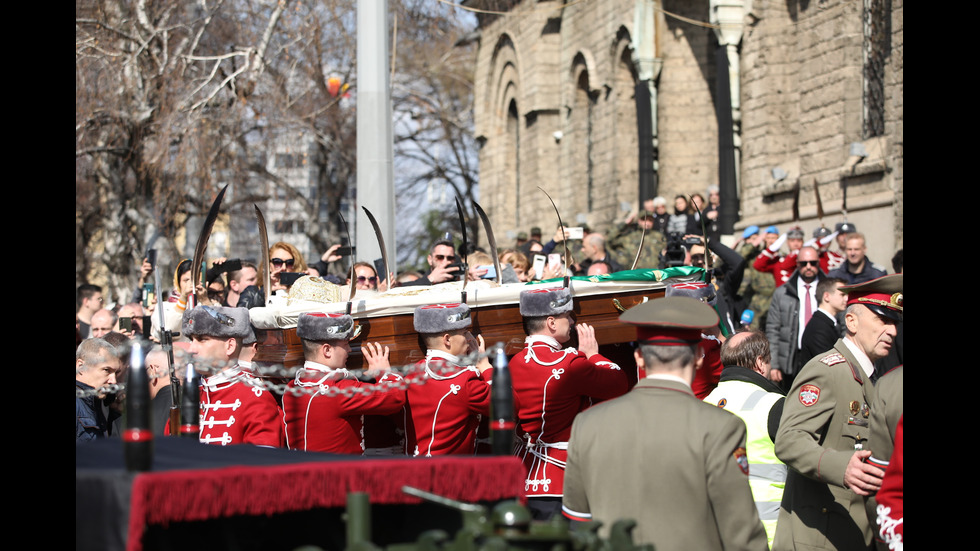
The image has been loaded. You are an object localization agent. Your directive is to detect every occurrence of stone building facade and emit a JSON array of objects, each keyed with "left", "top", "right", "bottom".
[{"left": 470, "top": 0, "right": 902, "bottom": 263}]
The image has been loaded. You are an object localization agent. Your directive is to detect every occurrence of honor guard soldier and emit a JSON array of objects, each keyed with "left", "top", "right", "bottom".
[
  {"left": 184, "top": 305, "right": 283, "bottom": 447},
  {"left": 773, "top": 274, "right": 902, "bottom": 550},
  {"left": 283, "top": 312, "right": 406, "bottom": 454},
  {"left": 664, "top": 281, "right": 724, "bottom": 398},
  {"left": 562, "top": 297, "right": 768, "bottom": 550},
  {"left": 401, "top": 303, "right": 492, "bottom": 456},
  {"left": 510, "top": 287, "right": 628, "bottom": 520}
]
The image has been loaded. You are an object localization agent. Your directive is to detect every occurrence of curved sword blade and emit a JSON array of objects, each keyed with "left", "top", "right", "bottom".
[
  {"left": 630, "top": 222, "right": 647, "bottom": 271},
  {"left": 361, "top": 206, "right": 392, "bottom": 288},
  {"left": 537, "top": 187, "right": 570, "bottom": 288},
  {"left": 473, "top": 202, "right": 502, "bottom": 285},
  {"left": 192, "top": 185, "right": 229, "bottom": 294},
  {"left": 455, "top": 195, "right": 469, "bottom": 296},
  {"left": 339, "top": 211, "right": 356, "bottom": 312},
  {"left": 689, "top": 194, "right": 712, "bottom": 283},
  {"left": 254, "top": 204, "right": 271, "bottom": 304}
]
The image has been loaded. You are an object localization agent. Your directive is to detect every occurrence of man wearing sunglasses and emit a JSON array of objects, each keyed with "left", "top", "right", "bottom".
[
  {"left": 400, "top": 240, "right": 462, "bottom": 287},
  {"left": 765, "top": 246, "right": 825, "bottom": 392}
]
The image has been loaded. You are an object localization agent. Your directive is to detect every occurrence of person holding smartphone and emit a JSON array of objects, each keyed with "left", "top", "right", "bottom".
[{"left": 577, "top": 233, "right": 622, "bottom": 275}]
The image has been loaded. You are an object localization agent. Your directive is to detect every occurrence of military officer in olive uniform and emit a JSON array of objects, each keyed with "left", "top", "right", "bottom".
[
  {"left": 562, "top": 297, "right": 768, "bottom": 551},
  {"left": 737, "top": 226, "right": 776, "bottom": 330},
  {"left": 773, "top": 274, "right": 902, "bottom": 551},
  {"left": 606, "top": 212, "right": 666, "bottom": 270}
]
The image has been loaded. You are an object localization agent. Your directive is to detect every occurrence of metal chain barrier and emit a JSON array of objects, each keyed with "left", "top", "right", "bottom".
[{"left": 75, "top": 348, "right": 497, "bottom": 399}]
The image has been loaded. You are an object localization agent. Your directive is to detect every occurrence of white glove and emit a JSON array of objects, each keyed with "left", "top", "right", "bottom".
[
  {"left": 768, "top": 233, "right": 787, "bottom": 253},
  {"left": 819, "top": 231, "right": 839, "bottom": 247}
]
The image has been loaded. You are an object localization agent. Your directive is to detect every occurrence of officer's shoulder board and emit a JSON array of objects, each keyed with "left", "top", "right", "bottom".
[{"left": 819, "top": 352, "right": 847, "bottom": 366}]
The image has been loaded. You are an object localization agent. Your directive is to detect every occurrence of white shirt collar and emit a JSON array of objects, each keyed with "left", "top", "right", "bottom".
[
  {"left": 816, "top": 307, "right": 838, "bottom": 325},
  {"left": 842, "top": 336, "right": 875, "bottom": 378},
  {"left": 526, "top": 335, "right": 561, "bottom": 349},
  {"left": 296, "top": 360, "right": 350, "bottom": 385},
  {"left": 202, "top": 365, "right": 244, "bottom": 390},
  {"left": 645, "top": 373, "right": 692, "bottom": 389},
  {"left": 425, "top": 349, "right": 462, "bottom": 365},
  {"left": 424, "top": 349, "right": 478, "bottom": 380}
]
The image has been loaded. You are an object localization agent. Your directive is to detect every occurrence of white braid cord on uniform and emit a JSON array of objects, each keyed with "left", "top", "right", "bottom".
[
  {"left": 291, "top": 362, "right": 355, "bottom": 452},
  {"left": 523, "top": 366, "right": 568, "bottom": 493},
  {"left": 876, "top": 504, "right": 903, "bottom": 551},
  {"left": 522, "top": 336, "right": 577, "bottom": 366},
  {"left": 422, "top": 383, "right": 461, "bottom": 457},
  {"left": 420, "top": 353, "right": 483, "bottom": 457}
]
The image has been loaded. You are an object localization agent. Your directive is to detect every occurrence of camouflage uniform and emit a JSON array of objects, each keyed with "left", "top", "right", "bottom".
[
  {"left": 738, "top": 243, "right": 775, "bottom": 330},
  {"left": 607, "top": 223, "right": 666, "bottom": 270}
]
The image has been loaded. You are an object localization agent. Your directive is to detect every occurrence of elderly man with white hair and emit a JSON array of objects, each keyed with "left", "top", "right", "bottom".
[{"left": 76, "top": 338, "right": 121, "bottom": 440}]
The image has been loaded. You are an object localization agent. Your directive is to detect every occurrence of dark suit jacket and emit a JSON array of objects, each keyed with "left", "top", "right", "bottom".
[{"left": 797, "top": 310, "right": 840, "bottom": 371}]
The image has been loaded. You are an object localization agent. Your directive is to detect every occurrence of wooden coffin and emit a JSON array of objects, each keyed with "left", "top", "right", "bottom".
[{"left": 251, "top": 269, "right": 700, "bottom": 372}]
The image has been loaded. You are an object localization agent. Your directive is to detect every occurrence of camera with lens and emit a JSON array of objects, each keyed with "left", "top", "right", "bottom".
[{"left": 663, "top": 233, "right": 687, "bottom": 268}]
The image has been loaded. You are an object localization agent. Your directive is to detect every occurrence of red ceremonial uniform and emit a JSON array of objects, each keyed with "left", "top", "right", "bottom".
[
  {"left": 753, "top": 248, "right": 797, "bottom": 286},
  {"left": 510, "top": 335, "right": 629, "bottom": 497},
  {"left": 198, "top": 366, "right": 283, "bottom": 447},
  {"left": 820, "top": 249, "right": 844, "bottom": 273},
  {"left": 283, "top": 361, "right": 407, "bottom": 454},
  {"left": 691, "top": 333, "right": 723, "bottom": 399},
  {"left": 875, "top": 415, "right": 903, "bottom": 549},
  {"left": 401, "top": 351, "right": 491, "bottom": 456}
]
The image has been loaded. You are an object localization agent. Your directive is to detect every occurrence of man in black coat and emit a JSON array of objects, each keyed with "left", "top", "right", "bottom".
[
  {"left": 797, "top": 277, "right": 847, "bottom": 371},
  {"left": 765, "top": 246, "right": 826, "bottom": 392}
]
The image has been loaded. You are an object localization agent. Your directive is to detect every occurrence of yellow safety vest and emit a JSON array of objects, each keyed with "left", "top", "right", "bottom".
[{"left": 705, "top": 379, "right": 786, "bottom": 545}]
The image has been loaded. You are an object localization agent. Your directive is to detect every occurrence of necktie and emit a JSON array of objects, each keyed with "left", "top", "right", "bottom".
[{"left": 803, "top": 284, "right": 813, "bottom": 325}]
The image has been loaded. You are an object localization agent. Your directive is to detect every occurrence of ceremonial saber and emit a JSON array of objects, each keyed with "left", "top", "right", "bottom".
[
  {"left": 192, "top": 185, "right": 228, "bottom": 296},
  {"left": 339, "top": 211, "right": 356, "bottom": 314},
  {"left": 473, "top": 201, "right": 502, "bottom": 285},
  {"left": 630, "top": 218, "right": 647, "bottom": 271},
  {"left": 537, "top": 187, "right": 570, "bottom": 288},
  {"left": 689, "top": 194, "right": 712, "bottom": 283},
  {"left": 362, "top": 206, "right": 393, "bottom": 288},
  {"left": 255, "top": 204, "right": 271, "bottom": 304},
  {"left": 455, "top": 195, "right": 469, "bottom": 303}
]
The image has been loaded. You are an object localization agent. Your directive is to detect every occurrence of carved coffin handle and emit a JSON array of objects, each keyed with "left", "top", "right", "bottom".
[{"left": 612, "top": 296, "right": 650, "bottom": 312}]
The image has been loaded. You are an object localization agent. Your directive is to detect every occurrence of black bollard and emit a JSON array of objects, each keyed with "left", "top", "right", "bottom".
[
  {"left": 124, "top": 341, "right": 153, "bottom": 471},
  {"left": 180, "top": 363, "right": 201, "bottom": 438},
  {"left": 490, "top": 344, "right": 515, "bottom": 455}
]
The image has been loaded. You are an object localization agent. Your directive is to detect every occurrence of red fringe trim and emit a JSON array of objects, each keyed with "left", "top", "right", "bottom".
[{"left": 127, "top": 455, "right": 526, "bottom": 551}]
